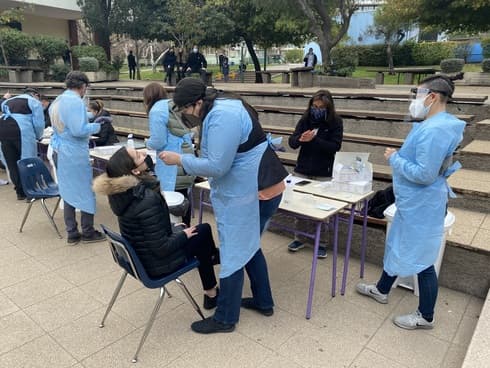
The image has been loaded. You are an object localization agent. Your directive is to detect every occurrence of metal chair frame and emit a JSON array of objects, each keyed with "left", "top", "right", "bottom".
[{"left": 99, "top": 225, "right": 205, "bottom": 363}]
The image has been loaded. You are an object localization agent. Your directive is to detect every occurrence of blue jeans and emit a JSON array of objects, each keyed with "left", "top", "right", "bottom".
[
  {"left": 259, "top": 193, "right": 282, "bottom": 235},
  {"left": 214, "top": 249, "right": 274, "bottom": 325},
  {"left": 376, "top": 265, "right": 438, "bottom": 320}
]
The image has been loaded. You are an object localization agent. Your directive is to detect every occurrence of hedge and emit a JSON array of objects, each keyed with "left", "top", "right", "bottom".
[
  {"left": 72, "top": 45, "right": 108, "bottom": 70},
  {"left": 330, "top": 47, "right": 358, "bottom": 76},
  {"left": 32, "top": 35, "right": 66, "bottom": 69},
  {"left": 482, "top": 38, "right": 490, "bottom": 58},
  {"left": 79, "top": 57, "right": 99, "bottom": 72},
  {"left": 50, "top": 64, "right": 70, "bottom": 82},
  {"left": 0, "top": 28, "right": 32, "bottom": 65},
  {"left": 482, "top": 59, "right": 490, "bottom": 73},
  {"left": 412, "top": 42, "right": 456, "bottom": 66},
  {"left": 440, "top": 58, "right": 465, "bottom": 73}
]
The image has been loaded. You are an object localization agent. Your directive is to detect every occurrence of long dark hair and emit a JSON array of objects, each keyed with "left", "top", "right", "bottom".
[
  {"left": 89, "top": 100, "right": 104, "bottom": 116},
  {"left": 302, "top": 89, "right": 338, "bottom": 127},
  {"left": 200, "top": 88, "right": 258, "bottom": 122},
  {"left": 143, "top": 82, "right": 169, "bottom": 113},
  {"left": 106, "top": 147, "right": 135, "bottom": 178}
]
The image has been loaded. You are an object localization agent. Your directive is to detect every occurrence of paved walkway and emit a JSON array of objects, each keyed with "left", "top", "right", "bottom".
[{"left": 0, "top": 171, "right": 483, "bottom": 368}]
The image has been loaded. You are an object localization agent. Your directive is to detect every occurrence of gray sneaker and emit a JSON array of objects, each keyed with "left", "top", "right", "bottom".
[
  {"left": 355, "top": 282, "right": 388, "bottom": 304},
  {"left": 393, "top": 310, "right": 434, "bottom": 330}
]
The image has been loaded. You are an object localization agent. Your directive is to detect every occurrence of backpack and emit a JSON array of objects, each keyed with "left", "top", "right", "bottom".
[{"left": 367, "top": 186, "right": 395, "bottom": 219}]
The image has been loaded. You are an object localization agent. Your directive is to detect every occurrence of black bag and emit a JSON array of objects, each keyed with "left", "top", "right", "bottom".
[{"left": 367, "top": 186, "right": 395, "bottom": 218}]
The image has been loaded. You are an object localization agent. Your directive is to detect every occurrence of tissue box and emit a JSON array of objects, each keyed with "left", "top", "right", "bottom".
[{"left": 331, "top": 180, "right": 372, "bottom": 194}]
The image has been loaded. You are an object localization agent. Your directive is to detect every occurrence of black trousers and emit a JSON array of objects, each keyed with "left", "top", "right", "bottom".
[
  {"left": 175, "top": 187, "right": 191, "bottom": 226},
  {"left": 0, "top": 119, "right": 25, "bottom": 197},
  {"left": 183, "top": 223, "right": 218, "bottom": 290},
  {"left": 129, "top": 66, "right": 136, "bottom": 79}
]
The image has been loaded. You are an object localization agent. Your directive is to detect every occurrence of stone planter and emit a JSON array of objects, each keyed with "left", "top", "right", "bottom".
[
  {"left": 462, "top": 72, "right": 490, "bottom": 86},
  {"left": 314, "top": 75, "right": 375, "bottom": 89},
  {"left": 84, "top": 71, "right": 120, "bottom": 82}
]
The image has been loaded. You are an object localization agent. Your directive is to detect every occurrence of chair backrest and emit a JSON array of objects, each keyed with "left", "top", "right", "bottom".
[
  {"left": 17, "top": 157, "right": 57, "bottom": 197},
  {"left": 101, "top": 224, "right": 153, "bottom": 286}
]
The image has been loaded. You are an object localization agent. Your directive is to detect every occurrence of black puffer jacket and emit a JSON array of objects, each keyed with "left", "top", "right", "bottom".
[
  {"left": 90, "top": 110, "right": 119, "bottom": 146},
  {"left": 288, "top": 114, "right": 343, "bottom": 177},
  {"left": 93, "top": 174, "right": 187, "bottom": 278}
]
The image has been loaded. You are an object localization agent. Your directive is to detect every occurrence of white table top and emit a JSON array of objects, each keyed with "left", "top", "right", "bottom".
[{"left": 294, "top": 181, "right": 373, "bottom": 204}]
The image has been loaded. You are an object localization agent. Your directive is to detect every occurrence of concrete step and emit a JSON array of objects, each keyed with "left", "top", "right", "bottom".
[
  {"left": 459, "top": 140, "right": 490, "bottom": 171},
  {"left": 475, "top": 119, "right": 490, "bottom": 140}
]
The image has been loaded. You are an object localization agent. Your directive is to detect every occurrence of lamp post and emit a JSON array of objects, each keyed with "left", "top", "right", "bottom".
[{"left": 240, "top": 40, "right": 245, "bottom": 83}]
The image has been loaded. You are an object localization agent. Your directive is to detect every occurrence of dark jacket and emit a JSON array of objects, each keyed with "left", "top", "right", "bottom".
[
  {"left": 127, "top": 54, "right": 136, "bottom": 68},
  {"left": 163, "top": 51, "right": 177, "bottom": 69},
  {"left": 90, "top": 110, "right": 119, "bottom": 146},
  {"left": 93, "top": 174, "right": 187, "bottom": 278},
  {"left": 303, "top": 53, "right": 318, "bottom": 68},
  {"left": 186, "top": 51, "right": 207, "bottom": 72},
  {"left": 288, "top": 114, "right": 343, "bottom": 177}
]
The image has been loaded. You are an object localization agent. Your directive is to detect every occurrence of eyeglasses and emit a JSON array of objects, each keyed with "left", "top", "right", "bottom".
[{"left": 410, "top": 87, "right": 448, "bottom": 99}]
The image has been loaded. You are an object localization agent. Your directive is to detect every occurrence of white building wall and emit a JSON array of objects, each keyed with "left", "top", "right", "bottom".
[{"left": 21, "top": 13, "right": 69, "bottom": 40}]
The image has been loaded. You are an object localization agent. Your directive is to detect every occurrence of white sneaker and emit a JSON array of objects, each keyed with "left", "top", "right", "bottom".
[
  {"left": 393, "top": 310, "right": 434, "bottom": 330},
  {"left": 355, "top": 282, "right": 388, "bottom": 304}
]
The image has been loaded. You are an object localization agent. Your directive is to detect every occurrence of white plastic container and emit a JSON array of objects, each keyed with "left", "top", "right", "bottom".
[
  {"left": 283, "top": 179, "right": 293, "bottom": 203},
  {"left": 126, "top": 134, "right": 135, "bottom": 149},
  {"left": 162, "top": 191, "right": 185, "bottom": 223},
  {"left": 383, "top": 204, "right": 455, "bottom": 296}
]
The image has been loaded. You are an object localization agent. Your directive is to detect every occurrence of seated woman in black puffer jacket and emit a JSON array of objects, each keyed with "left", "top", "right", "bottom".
[
  {"left": 93, "top": 146, "right": 219, "bottom": 309},
  {"left": 88, "top": 100, "right": 119, "bottom": 146}
]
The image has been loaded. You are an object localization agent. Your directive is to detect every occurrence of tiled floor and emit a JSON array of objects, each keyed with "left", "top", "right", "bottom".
[{"left": 0, "top": 176, "right": 483, "bottom": 368}]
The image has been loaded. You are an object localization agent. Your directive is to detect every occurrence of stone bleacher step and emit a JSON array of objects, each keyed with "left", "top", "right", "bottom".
[
  {"left": 459, "top": 140, "right": 490, "bottom": 171},
  {"left": 475, "top": 119, "right": 490, "bottom": 140}
]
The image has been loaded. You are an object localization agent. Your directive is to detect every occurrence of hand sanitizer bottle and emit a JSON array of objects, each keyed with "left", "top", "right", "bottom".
[{"left": 127, "top": 134, "right": 135, "bottom": 149}]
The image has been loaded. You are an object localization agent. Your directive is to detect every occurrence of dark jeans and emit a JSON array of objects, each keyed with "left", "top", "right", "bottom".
[
  {"left": 183, "top": 223, "right": 217, "bottom": 291},
  {"left": 214, "top": 249, "right": 273, "bottom": 325},
  {"left": 259, "top": 193, "right": 282, "bottom": 235},
  {"left": 64, "top": 201, "right": 95, "bottom": 237},
  {"left": 175, "top": 187, "right": 192, "bottom": 227},
  {"left": 129, "top": 66, "right": 136, "bottom": 80},
  {"left": 376, "top": 265, "right": 438, "bottom": 320},
  {"left": 164, "top": 67, "right": 175, "bottom": 85},
  {"left": 0, "top": 119, "right": 24, "bottom": 197}
]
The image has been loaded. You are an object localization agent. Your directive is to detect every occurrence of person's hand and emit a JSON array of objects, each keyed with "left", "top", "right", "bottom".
[
  {"left": 3, "top": 92, "right": 11, "bottom": 99},
  {"left": 384, "top": 147, "right": 397, "bottom": 160},
  {"left": 183, "top": 225, "right": 198, "bottom": 239},
  {"left": 159, "top": 151, "right": 182, "bottom": 166},
  {"left": 299, "top": 130, "right": 316, "bottom": 142}
]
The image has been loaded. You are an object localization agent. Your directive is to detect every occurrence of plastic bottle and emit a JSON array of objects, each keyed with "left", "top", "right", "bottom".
[
  {"left": 127, "top": 134, "right": 135, "bottom": 149},
  {"left": 284, "top": 179, "right": 293, "bottom": 203}
]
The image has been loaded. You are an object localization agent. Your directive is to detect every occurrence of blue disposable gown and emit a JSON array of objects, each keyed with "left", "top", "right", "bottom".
[
  {"left": 146, "top": 99, "right": 191, "bottom": 191},
  {"left": 0, "top": 94, "right": 45, "bottom": 158},
  {"left": 385, "top": 111, "right": 465, "bottom": 277},
  {"left": 182, "top": 99, "right": 267, "bottom": 278},
  {"left": 49, "top": 90, "right": 101, "bottom": 214}
]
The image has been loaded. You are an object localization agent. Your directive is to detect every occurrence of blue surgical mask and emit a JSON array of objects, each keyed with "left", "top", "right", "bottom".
[
  {"left": 87, "top": 111, "right": 94, "bottom": 120},
  {"left": 310, "top": 107, "right": 327, "bottom": 121}
]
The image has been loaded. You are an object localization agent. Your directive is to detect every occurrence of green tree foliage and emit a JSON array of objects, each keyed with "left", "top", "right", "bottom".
[
  {"left": 0, "top": 7, "right": 25, "bottom": 66},
  {"left": 77, "top": 0, "right": 113, "bottom": 60},
  {"left": 72, "top": 45, "right": 108, "bottom": 68},
  {"left": 263, "top": 0, "right": 357, "bottom": 71},
  {"left": 32, "top": 35, "right": 66, "bottom": 70},
  {"left": 0, "top": 28, "right": 32, "bottom": 65},
  {"left": 385, "top": 0, "right": 490, "bottom": 33}
]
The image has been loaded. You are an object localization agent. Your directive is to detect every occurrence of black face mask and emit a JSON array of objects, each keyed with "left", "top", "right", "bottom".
[
  {"left": 182, "top": 113, "right": 202, "bottom": 129},
  {"left": 144, "top": 155, "right": 155, "bottom": 172}
]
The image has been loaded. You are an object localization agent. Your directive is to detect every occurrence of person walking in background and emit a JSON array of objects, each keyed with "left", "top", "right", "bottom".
[
  {"left": 176, "top": 47, "right": 186, "bottom": 82},
  {"left": 0, "top": 88, "right": 45, "bottom": 200},
  {"left": 356, "top": 75, "right": 466, "bottom": 330},
  {"left": 63, "top": 40, "right": 72, "bottom": 67},
  {"left": 287, "top": 89, "right": 343, "bottom": 258},
  {"left": 304, "top": 47, "right": 317, "bottom": 68},
  {"left": 222, "top": 53, "right": 230, "bottom": 82},
  {"left": 127, "top": 50, "right": 137, "bottom": 80},
  {"left": 185, "top": 45, "right": 208, "bottom": 84},
  {"left": 49, "top": 71, "right": 105, "bottom": 245},
  {"left": 87, "top": 100, "right": 119, "bottom": 146},
  {"left": 162, "top": 47, "right": 177, "bottom": 86}
]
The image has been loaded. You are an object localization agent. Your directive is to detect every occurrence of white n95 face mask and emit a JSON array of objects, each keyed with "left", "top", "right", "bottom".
[{"left": 409, "top": 95, "right": 432, "bottom": 120}]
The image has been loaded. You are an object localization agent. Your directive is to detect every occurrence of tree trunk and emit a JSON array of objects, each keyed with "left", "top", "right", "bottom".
[
  {"left": 245, "top": 38, "right": 263, "bottom": 83},
  {"left": 319, "top": 39, "right": 331, "bottom": 74},
  {"left": 386, "top": 43, "right": 394, "bottom": 74},
  {"left": 0, "top": 35, "right": 8, "bottom": 67},
  {"left": 93, "top": 30, "right": 111, "bottom": 61},
  {"left": 135, "top": 42, "right": 141, "bottom": 80}
]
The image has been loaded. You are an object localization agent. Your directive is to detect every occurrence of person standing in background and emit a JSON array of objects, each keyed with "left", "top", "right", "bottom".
[
  {"left": 303, "top": 47, "right": 317, "bottom": 68},
  {"left": 163, "top": 47, "right": 177, "bottom": 86},
  {"left": 127, "top": 51, "right": 137, "bottom": 80}
]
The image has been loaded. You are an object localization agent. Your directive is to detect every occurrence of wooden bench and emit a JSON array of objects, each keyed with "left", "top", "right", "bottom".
[
  {"left": 0, "top": 66, "right": 44, "bottom": 83},
  {"left": 366, "top": 67, "right": 440, "bottom": 85},
  {"left": 290, "top": 66, "right": 314, "bottom": 88}
]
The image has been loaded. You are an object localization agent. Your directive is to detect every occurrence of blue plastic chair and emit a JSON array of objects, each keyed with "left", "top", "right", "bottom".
[
  {"left": 99, "top": 225, "right": 205, "bottom": 363},
  {"left": 17, "top": 157, "right": 62, "bottom": 238}
]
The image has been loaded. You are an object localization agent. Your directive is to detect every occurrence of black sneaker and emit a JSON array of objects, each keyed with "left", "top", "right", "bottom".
[
  {"left": 241, "top": 297, "right": 274, "bottom": 317},
  {"left": 81, "top": 230, "right": 106, "bottom": 244},
  {"left": 17, "top": 194, "right": 27, "bottom": 201},
  {"left": 203, "top": 288, "right": 219, "bottom": 310},
  {"left": 191, "top": 316, "right": 235, "bottom": 334},
  {"left": 67, "top": 233, "right": 82, "bottom": 245}
]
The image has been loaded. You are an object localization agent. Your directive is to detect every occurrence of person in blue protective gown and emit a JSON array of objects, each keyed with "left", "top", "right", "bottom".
[
  {"left": 143, "top": 82, "right": 195, "bottom": 225},
  {"left": 356, "top": 75, "right": 466, "bottom": 330},
  {"left": 160, "top": 78, "right": 277, "bottom": 334},
  {"left": 0, "top": 88, "right": 45, "bottom": 200},
  {"left": 49, "top": 71, "right": 106, "bottom": 245}
]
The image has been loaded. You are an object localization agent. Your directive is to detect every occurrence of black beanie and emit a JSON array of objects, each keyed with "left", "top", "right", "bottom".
[{"left": 173, "top": 78, "right": 206, "bottom": 107}]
